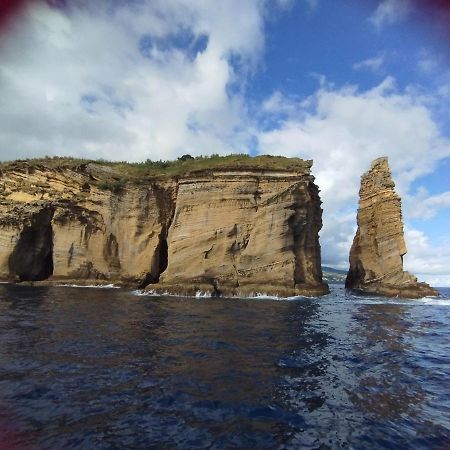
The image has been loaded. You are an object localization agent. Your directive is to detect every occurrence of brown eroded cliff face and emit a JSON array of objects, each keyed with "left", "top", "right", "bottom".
[
  {"left": 0, "top": 157, "right": 328, "bottom": 297},
  {"left": 346, "top": 157, "right": 438, "bottom": 298},
  {"left": 158, "top": 170, "right": 327, "bottom": 297},
  {"left": 0, "top": 162, "right": 176, "bottom": 286}
]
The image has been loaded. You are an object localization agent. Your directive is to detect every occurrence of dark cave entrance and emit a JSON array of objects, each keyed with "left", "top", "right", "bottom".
[
  {"left": 9, "top": 209, "right": 54, "bottom": 282},
  {"left": 138, "top": 235, "right": 169, "bottom": 288},
  {"left": 157, "top": 237, "right": 168, "bottom": 276}
]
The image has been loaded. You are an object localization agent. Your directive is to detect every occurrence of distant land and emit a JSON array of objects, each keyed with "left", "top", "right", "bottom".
[{"left": 322, "top": 266, "right": 347, "bottom": 284}]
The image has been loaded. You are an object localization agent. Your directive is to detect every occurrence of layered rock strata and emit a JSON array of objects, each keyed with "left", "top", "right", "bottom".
[
  {"left": 0, "top": 159, "right": 328, "bottom": 297},
  {"left": 158, "top": 170, "right": 326, "bottom": 297},
  {"left": 346, "top": 157, "right": 438, "bottom": 298},
  {"left": 0, "top": 162, "right": 176, "bottom": 286}
]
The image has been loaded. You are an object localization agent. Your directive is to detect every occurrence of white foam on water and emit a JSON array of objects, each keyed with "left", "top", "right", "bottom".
[
  {"left": 56, "top": 283, "right": 120, "bottom": 289},
  {"left": 235, "top": 292, "right": 313, "bottom": 301},
  {"left": 134, "top": 289, "right": 166, "bottom": 296},
  {"left": 254, "top": 293, "right": 280, "bottom": 300},
  {"left": 131, "top": 289, "right": 148, "bottom": 296},
  {"left": 195, "top": 291, "right": 212, "bottom": 298},
  {"left": 130, "top": 288, "right": 312, "bottom": 301},
  {"left": 343, "top": 291, "right": 450, "bottom": 306},
  {"left": 417, "top": 297, "right": 450, "bottom": 306},
  {"left": 132, "top": 289, "right": 187, "bottom": 298}
]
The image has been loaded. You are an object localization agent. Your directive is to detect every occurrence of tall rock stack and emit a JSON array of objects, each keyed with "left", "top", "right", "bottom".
[{"left": 346, "top": 157, "right": 439, "bottom": 298}]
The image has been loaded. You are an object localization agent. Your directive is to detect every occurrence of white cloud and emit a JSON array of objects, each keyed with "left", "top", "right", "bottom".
[
  {"left": 320, "top": 211, "right": 356, "bottom": 269},
  {"left": 404, "top": 228, "right": 450, "bottom": 287},
  {"left": 353, "top": 54, "right": 385, "bottom": 72},
  {"left": 257, "top": 78, "right": 450, "bottom": 282},
  {"left": 261, "top": 90, "right": 300, "bottom": 116},
  {"left": 415, "top": 48, "right": 450, "bottom": 104},
  {"left": 0, "top": 0, "right": 266, "bottom": 162},
  {"left": 370, "top": 0, "right": 411, "bottom": 29},
  {"left": 406, "top": 187, "right": 450, "bottom": 219}
]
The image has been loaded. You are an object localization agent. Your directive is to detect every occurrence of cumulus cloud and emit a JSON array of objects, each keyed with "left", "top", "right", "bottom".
[
  {"left": 404, "top": 228, "right": 450, "bottom": 286},
  {"left": 0, "top": 0, "right": 265, "bottom": 162},
  {"left": 261, "top": 90, "right": 301, "bottom": 117},
  {"left": 406, "top": 188, "right": 450, "bottom": 219},
  {"left": 257, "top": 78, "right": 450, "bottom": 275},
  {"left": 370, "top": 0, "right": 411, "bottom": 29}
]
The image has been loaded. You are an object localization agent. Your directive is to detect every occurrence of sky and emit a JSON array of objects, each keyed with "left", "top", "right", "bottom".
[{"left": 0, "top": 0, "right": 449, "bottom": 286}]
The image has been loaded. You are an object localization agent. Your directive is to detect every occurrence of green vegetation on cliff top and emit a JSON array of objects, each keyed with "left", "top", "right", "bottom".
[
  {"left": 0, "top": 154, "right": 312, "bottom": 193},
  {"left": 1, "top": 154, "right": 312, "bottom": 179}
]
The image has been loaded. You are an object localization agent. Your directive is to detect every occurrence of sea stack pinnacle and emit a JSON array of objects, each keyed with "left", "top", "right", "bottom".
[{"left": 346, "top": 157, "right": 439, "bottom": 298}]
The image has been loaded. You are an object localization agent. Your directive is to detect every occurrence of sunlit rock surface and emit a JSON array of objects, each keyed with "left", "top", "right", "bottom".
[
  {"left": 346, "top": 157, "right": 438, "bottom": 298},
  {"left": 158, "top": 170, "right": 327, "bottom": 297},
  {"left": 0, "top": 158, "right": 328, "bottom": 297}
]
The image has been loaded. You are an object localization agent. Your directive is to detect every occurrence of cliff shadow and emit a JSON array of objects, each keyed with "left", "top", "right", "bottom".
[
  {"left": 9, "top": 208, "right": 54, "bottom": 282},
  {"left": 288, "top": 182, "right": 323, "bottom": 286},
  {"left": 138, "top": 183, "right": 175, "bottom": 289},
  {"left": 138, "top": 233, "right": 169, "bottom": 288}
]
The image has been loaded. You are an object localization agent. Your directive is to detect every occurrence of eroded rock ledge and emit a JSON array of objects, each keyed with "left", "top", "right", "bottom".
[
  {"left": 0, "top": 157, "right": 329, "bottom": 297},
  {"left": 345, "top": 157, "right": 438, "bottom": 298}
]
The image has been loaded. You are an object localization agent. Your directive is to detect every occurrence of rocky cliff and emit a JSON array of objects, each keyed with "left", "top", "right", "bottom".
[
  {"left": 346, "top": 157, "right": 438, "bottom": 298},
  {"left": 0, "top": 157, "right": 329, "bottom": 297}
]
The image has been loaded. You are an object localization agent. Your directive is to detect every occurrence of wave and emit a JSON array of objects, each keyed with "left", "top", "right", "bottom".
[
  {"left": 195, "top": 291, "right": 212, "bottom": 298},
  {"left": 344, "top": 293, "right": 450, "bottom": 306},
  {"left": 417, "top": 297, "right": 450, "bottom": 306},
  {"left": 131, "top": 289, "right": 187, "bottom": 298},
  {"left": 131, "top": 289, "right": 314, "bottom": 301},
  {"left": 56, "top": 283, "right": 120, "bottom": 289}
]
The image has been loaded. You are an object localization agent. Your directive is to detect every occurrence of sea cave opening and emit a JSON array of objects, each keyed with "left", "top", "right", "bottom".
[
  {"left": 9, "top": 210, "right": 54, "bottom": 282},
  {"left": 157, "top": 237, "right": 168, "bottom": 276},
  {"left": 138, "top": 235, "right": 169, "bottom": 288}
]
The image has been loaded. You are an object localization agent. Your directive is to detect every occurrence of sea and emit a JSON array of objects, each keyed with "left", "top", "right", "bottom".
[{"left": 0, "top": 283, "right": 449, "bottom": 450}]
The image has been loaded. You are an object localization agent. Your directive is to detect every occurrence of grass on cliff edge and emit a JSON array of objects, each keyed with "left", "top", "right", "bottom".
[{"left": 2, "top": 154, "right": 312, "bottom": 180}]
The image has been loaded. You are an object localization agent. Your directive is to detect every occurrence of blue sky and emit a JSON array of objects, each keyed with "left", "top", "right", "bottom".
[
  {"left": 257, "top": 1, "right": 449, "bottom": 97},
  {"left": 0, "top": 0, "right": 449, "bottom": 285}
]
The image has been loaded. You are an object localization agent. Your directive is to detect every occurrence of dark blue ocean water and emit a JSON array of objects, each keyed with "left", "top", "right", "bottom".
[{"left": 0, "top": 284, "right": 449, "bottom": 450}]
